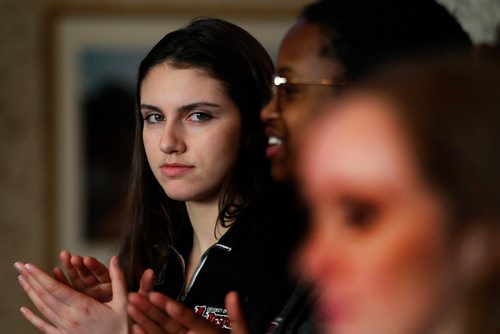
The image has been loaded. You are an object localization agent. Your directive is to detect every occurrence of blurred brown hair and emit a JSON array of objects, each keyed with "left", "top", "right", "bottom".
[{"left": 356, "top": 54, "right": 500, "bottom": 333}]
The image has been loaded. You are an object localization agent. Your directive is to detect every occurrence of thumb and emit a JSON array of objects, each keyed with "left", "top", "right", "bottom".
[
  {"left": 138, "top": 269, "right": 154, "bottom": 295},
  {"left": 109, "top": 256, "right": 128, "bottom": 306},
  {"left": 225, "top": 291, "right": 249, "bottom": 334}
]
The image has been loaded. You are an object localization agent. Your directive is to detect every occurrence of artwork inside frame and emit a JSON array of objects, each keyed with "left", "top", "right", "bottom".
[{"left": 46, "top": 6, "right": 298, "bottom": 263}]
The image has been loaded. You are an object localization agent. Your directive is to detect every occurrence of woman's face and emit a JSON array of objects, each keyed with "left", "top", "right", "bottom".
[
  {"left": 260, "top": 20, "right": 343, "bottom": 182},
  {"left": 298, "top": 95, "right": 469, "bottom": 334},
  {"left": 141, "top": 64, "right": 241, "bottom": 203}
]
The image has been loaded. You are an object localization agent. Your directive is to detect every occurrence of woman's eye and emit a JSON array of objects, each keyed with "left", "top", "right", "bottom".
[
  {"left": 340, "top": 197, "right": 379, "bottom": 229},
  {"left": 277, "top": 84, "right": 302, "bottom": 108},
  {"left": 187, "top": 112, "right": 211, "bottom": 122},
  {"left": 143, "top": 113, "right": 164, "bottom": 123},
  {"left": 280, "top": 84, "right": 300, "bottom": 100}
]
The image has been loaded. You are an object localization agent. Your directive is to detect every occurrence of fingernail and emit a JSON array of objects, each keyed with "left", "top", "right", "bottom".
[
  {"left": 13, "top": 262, "right": 23, "bottom": 272},
  {"left": 24, "top": 264, "right": 32, "bottom": 272},
  {"left": 19, "top": 306, "right": 26, "bottom": 315},
  {"left": 18, "top": 275, "right": 26, "bottom": 286}
]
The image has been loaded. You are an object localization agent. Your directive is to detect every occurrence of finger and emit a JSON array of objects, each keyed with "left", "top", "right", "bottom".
[
  {"left": 127, "top": 302, "right": 165, "bottom": 334},
  {"left": 150, "top": 292, "right": 215, "bottom": 332},
  {"left": 226, "top": 291, "right": 249, "bottom": 334},
  {"left": 14, "top": 261, "right": 25, "bottom": 274},
  {"left": 86, "top": 282, "right": 113, "bottom": 303},
  {"left": 131, "top": 323, "right": 148, "bottom": 334},
  {"left": 109, "top": 256, "right": 128, "bottom": 306},
  {"left": 138, "top": 269, "right": 154, "bottom": 295},
  {"left": 55, "top": 260, "right": 111, "bottom": 302},
  {"left": 53, "top": 267, "right": 70, "bottom": 286},
  {"left": 71, "top": 255, "right": 100, "bottom": 288},
  {"left": 20, "top": 306, "right": 58, "bottom": 334},
  {"left": 83, "top": 256, "right": 111, "bottom": 283},
  {"left": 60, "top": 250, "right": 86, "bottom": 291},
  {"left": 23, "top": 263, "right": 83, "bottom": 306},
  {"left": 17, "top": 273, "right": 62, "bottom": 326},
  {"left": 129, "top": 292, "right": 185, "bottom": 333},
  {"left": 59, "top": 249, "right": 72, "bottom": 268}
]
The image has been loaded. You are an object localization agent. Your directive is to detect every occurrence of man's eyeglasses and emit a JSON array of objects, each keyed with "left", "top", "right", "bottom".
[{"left": 272, "top": 74, "right": 346, "bottom": 111}]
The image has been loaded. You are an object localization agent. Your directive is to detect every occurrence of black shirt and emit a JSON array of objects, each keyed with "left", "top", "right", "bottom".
[{"left": 154, "top": 188, "right": 304, "bottom": 333}]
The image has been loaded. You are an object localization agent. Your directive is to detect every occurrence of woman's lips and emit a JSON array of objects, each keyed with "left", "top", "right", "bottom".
[
  {"left": 266, "top": 136, "right": 284, "bottom": 158},
  {"left": 160, "top": 163, "right": 194, "bottom": 177}
]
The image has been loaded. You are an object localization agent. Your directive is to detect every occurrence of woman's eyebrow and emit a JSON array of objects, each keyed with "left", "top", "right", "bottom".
[
  {"left": 277, "top": 67, "right": 294, "bottom": 76},
  {"left": 178, "top": 102, "right": 220, "bottom": 113},
  {"left": 140, "top": 103, "right": 162, "bottom": 113},
  {"left": 140, "top": 102, "right": 221, "bottom": 114}
]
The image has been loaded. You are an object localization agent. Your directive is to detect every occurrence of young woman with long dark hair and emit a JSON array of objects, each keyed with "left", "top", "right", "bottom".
[{"left": 15, "top": 18, "right": 297, "bottom": 333}]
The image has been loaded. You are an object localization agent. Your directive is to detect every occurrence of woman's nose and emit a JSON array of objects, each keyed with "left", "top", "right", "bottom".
[
  {"left": 260, "top": 94, "right": 280, "bottom": 124},
  {"left": 159, "top": 123, "right": 186, "bottom": 154}
]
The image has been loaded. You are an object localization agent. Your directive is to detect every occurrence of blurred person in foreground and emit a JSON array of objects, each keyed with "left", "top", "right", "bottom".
[{"left": 298, "top": 56, "right": 500, "bottom": 334}]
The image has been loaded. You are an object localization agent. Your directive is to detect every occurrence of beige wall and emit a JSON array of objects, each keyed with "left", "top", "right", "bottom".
[
  {"left": 1, "top": 1, "right": 45, "bottom": 332},
  {"left": 0, "top": 0, "right": 497, "bottom": 333}
]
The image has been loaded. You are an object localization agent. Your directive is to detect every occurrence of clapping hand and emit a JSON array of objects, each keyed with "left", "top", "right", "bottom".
[
  {"left": 52, "top": 250, "right": 112, "bottom": 303},
  {"left": 127, "top": 289, "right": 249, "bottom": 334},
  {"left": 14, "top": 256, "right": 129, "bottom": 334}
]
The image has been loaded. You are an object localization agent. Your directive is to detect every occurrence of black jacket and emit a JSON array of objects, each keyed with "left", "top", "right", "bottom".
[{"left": 154, "top": 189, "right": 303, "bottom": 333}]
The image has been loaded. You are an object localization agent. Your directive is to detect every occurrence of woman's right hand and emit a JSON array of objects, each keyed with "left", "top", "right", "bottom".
[
  {"left": 53, "top": 250, "right": 112, "bottom": 303},
  {"left": 52, "top": 250, "right": 155, "bottom": 303}
]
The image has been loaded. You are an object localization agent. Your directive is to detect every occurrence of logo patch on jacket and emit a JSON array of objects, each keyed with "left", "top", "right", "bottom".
[{"left": 194, "top": 305, "right": 231, "bottom": 329}]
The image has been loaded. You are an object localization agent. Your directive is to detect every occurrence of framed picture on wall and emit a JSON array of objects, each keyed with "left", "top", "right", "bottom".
[{"left": 44, "top": 4, "right": 299, "bottom": 264}]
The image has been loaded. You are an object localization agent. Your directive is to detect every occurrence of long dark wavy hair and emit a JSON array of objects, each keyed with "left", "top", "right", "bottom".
[{"left": 118, "top": 18, "right": 274, "bottom": 289}]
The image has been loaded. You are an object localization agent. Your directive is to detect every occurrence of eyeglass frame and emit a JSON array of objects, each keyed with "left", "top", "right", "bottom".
[{"left": 272, "top": 74, "right": 346, "bottom": 111}]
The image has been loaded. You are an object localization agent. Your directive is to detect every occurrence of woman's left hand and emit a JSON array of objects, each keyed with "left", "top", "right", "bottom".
[
  {"left": 15, "top": 256, "right": 129, "bottom": 334},
  {"left": 127, "top": 292, "right": 222, "bottom": 334},
  {"left": 127, "top": 291, "right": 249, "bottom": 334}
]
